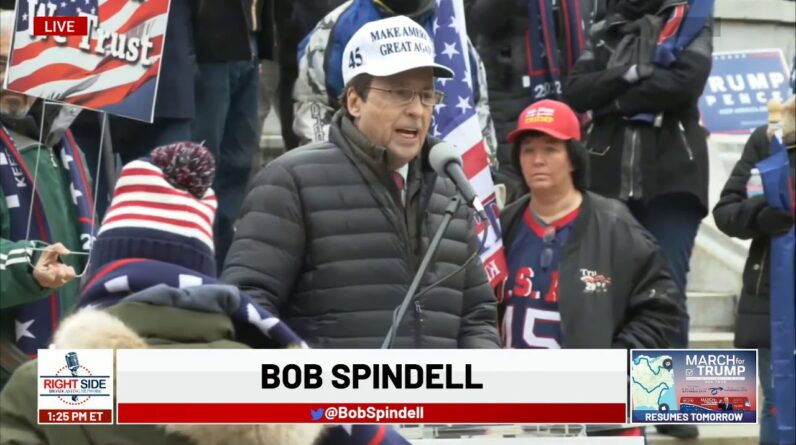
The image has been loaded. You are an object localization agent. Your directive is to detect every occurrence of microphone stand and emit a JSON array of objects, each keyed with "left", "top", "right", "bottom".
[{"left": 381, "top": 196, "right": 462, "bottom": 349}]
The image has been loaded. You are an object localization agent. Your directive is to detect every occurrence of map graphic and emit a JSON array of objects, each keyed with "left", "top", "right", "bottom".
[
  {"left": 630, "top": 350, "right": 758, "bottom": 424},
  {"left": 631, "top": 355, "right": 677, "bottom": 411}
]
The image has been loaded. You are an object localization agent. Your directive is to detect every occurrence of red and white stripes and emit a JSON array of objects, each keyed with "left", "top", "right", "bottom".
[{"left": 100, "top": 160, "right": 217, "bottom": 251}]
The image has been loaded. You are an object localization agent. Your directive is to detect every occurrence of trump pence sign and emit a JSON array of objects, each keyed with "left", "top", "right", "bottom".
[{"left": 699, "top": 49, "right": 791, "bottom": 135}]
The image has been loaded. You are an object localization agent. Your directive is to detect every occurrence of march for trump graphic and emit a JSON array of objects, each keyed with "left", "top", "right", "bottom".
[
  {"left": 5, "top": 0, "right": 170, "bottom": 122},
  {"left": 630, "top": 350, "right": 757, "bottom": 424}
]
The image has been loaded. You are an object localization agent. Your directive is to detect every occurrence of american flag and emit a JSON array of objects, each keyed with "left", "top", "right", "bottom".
[
  {"left": 432, "top": 0, "right": 507, "bottom": 287},
  {"left": 7, "top": 0, "right": 169, "bottom": 122}
]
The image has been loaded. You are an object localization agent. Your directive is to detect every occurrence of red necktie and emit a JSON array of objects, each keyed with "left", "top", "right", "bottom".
[{"left": 390, "top": 171, "right": 405, "bottom": 192}]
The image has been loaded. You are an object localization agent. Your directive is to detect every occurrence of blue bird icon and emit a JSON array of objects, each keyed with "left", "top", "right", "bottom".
[{"left": 310, "top": 408, "right": 324, "bottom": 421}]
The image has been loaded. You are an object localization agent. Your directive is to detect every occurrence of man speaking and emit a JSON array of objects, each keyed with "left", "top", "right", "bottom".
[{"left": 223, "top": 16, "right": 500, "bottom": 349}]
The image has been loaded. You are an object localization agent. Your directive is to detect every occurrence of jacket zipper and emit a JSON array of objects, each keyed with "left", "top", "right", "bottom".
[
  {"left": 388, "top": 172, "right": 412, "bottom": 263},
  {"left": 399, "top": 210, "right": 418, "bottom": 348},
  {"left": 679, "top": 122, "right": 694, "bottom": 161},
  {"left": 628, "top": 128, "right": 638, "bottom": 198},
  {"left": 412, "top": 207, "right": 436, "bottom": 348},
  {"left": 755, "top": 246, "right": 768, "bottom": 297},
  {"left": 401, "top": 191, "right": 421, "bottom": 348},
  {"left": 411, "top": 218, "right": 421, "bottom": 349}
]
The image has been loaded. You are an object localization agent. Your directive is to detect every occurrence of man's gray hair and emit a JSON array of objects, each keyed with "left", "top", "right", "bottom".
[{"left": 339, "top": 73, "right": 373, "bottom": 117}]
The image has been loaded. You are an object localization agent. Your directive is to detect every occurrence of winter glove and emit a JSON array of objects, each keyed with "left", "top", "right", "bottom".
[
  {"left": 606, "top": 33, "right": 636, "bottom": 69},
  {"left": 608, "top": 15, "right": 662, "bottom": 70},
  {"left": 754, "top": 205, "right": 795, "bottom": 236},
  {"left": 628, "top": 15, "right": 661, "bottom": 67}
]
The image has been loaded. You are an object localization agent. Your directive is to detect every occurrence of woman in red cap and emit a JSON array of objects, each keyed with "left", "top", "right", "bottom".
[
  {"left": 498, "top": 99, "right": 685, "bottom": 438},
  {"left": 498, "top": 99, "right": 684, "bottom": 348}
]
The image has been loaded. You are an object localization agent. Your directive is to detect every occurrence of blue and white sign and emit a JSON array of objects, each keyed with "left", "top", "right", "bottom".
[
  {"left": 699, "top": 49, "right": 792, "bottom": 134},
  {"left": 630, "top": 349, "right": 758, "bottom": 425}
]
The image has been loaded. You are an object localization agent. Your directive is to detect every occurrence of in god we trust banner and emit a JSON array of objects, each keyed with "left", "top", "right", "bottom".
[
  {"left": 114, "top": 349, "right": 628, "bottom": 424},
  {"left": 5, "top": 0, "right": 170, "bottom": 122}
]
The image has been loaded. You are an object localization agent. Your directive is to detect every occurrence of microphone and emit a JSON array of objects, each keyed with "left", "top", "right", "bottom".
[
  {"left": 66, "top": 352, "right": 80, "bottom": 376},
  {"left": 65, "top": 352, "right": 80, "bottom": 401},
  {"left": 429, "top": 142, "right": 488, "bottom": 220}
]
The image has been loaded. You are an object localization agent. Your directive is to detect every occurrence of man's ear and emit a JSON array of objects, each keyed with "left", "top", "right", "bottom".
[{"left": 346, "top": 87, "right": 363, "bottom": 119}]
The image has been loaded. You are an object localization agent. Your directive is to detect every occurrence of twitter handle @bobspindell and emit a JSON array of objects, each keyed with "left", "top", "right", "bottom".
[{"left": 310, "top": 405, "right": 424, "bottom": 422}]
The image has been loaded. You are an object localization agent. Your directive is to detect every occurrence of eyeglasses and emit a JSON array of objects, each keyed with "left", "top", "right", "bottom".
[
  {"left": 366, "top": 87, "right": 445, "bottom": 106},
  {"left": 540, "top": 228, "right": 556, "bottom": 271}
]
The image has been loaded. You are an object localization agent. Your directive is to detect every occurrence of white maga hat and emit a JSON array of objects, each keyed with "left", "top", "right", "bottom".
[{"left": 342, "top": 15, "right": 455, "bottom": 85}]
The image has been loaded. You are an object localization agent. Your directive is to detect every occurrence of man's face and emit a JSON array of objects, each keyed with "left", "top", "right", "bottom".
[
  {"left": 0, "top": 29, "right": 36, "bottom": 119},
  {"left": 347, "top": 67, "right": 435, "bottom": 170}
]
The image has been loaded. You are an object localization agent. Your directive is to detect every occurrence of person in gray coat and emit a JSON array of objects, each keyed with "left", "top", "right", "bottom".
[{"left": 223, "top": 16, "right": 500, "bottom": 349}]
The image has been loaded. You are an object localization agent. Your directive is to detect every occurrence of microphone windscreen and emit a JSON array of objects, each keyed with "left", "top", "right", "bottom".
[
  {"left": 65, "top": 352, "right": 79, "bottom": 369},
  {"left": 428, "top": 142, "right": 462, "bottom": 175}
]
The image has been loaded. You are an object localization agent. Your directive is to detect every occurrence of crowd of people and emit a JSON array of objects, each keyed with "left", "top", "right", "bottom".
[{"left": 0, "top": 0, "right": 794, "bottom": 444}]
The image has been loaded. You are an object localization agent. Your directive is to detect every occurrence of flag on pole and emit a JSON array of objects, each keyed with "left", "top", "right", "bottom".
[{"left": 432, "top": 0, "right": 507, "bottom": 287}]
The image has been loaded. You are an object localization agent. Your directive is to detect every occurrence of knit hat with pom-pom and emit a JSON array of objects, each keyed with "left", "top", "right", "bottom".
[{"left": 87, "top": 142, "right": 218, "bottom": 280}]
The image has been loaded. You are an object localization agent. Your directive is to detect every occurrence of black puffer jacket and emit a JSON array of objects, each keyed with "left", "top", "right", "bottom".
[
  {"left": 712, "top": 126, "right": 796, "bottom": 348},
  {"left": 564, "top": 0, "right": 712, "bottom": 214},
  {"left": 222, "top": 113, "right": 500, "bottom": 349},
  {"left": 501, "top": 192, "right": 684, "bottom": 348}
]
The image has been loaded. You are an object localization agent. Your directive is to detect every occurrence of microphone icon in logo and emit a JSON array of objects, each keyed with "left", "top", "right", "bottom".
[{"left": 65, "top": 352, "right": 80, "bottom": 401}]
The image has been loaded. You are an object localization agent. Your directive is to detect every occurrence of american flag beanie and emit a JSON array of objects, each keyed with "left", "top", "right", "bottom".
[{"left": 87, "top": 142, "right": 218, "bottom": 279}]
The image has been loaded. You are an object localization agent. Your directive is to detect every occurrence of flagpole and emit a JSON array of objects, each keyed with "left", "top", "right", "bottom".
[{"left": 98, "top": 111, "right": 116, "bottom": 193}]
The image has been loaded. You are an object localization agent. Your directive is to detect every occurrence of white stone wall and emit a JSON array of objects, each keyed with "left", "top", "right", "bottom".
[{"left": 714, "top": 0, "right": 795, "bottom": 61}]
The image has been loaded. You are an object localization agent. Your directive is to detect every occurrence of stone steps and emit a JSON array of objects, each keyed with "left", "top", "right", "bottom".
[
  {"left": 687, "top": 291, "right": 737, "bottom": 331},
  {"left": 689, "top": 330, "right": 735, "bottom": 349}
]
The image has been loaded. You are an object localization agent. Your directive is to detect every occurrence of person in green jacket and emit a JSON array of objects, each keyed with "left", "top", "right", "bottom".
[{"left": 0, "top": 11, "right": 93, "bottom": 388}]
